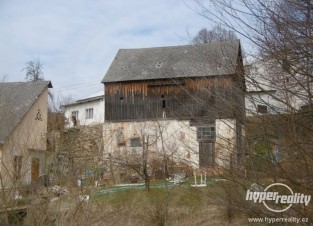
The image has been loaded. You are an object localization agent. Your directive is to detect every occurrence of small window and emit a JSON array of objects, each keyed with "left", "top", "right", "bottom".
[
  {"left": 14, "top": 156, "right": 22, "bottom": 181},
  {"left": 85, "top": 108, "right": 93, "bottom": 119},
  {"left": 257, "top": 105, "right": 268, "bottom": 114},
  {"left": 197, "top": 127, "right": 215, "bottom": 141},
  {"left": 130, "top": 137, "right": 142, "bottom": 147}
]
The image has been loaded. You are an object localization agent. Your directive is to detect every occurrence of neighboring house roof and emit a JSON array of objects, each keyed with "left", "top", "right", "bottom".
[
  {"left": 85, "top": 90, "right": 104, "bottom": 99},
  {"left": 62, "top": 90, "right": 104, "bottom": 107},
  {"left": 0, "top": 81, "right": 52, "bottom": 144},
  {"left": 77, "top": 90, "right": 104, "bottom": 103},
  {"left": 102, "top": 40, "right": 241, "bottom": 83}
]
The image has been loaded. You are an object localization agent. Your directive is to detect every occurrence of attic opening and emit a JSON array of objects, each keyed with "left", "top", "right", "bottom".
[
  {"left": 161, "top": 95, "right": 166, "bottom": 118},
  {"left": 35, "top": 109, "right": 43, "bottom": 121},
  {"left": 217, "top": 62, "right": 222, "bottom": 70},
  {"left": 156, "top": 62, "right": 162, "bottom": 68},
  {"left": 161, "top": 95, "right": 166, "bottom": 109}
]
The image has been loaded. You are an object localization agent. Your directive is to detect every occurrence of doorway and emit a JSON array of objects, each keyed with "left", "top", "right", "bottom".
[
  {"left": 199, "top": 142, "right": 215, "bottom": 168},
  {"left": 31, "top": 158, "right": 40, "bottom": 183}
]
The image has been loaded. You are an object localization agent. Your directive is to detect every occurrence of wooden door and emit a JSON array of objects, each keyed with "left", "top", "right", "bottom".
[
  {"left": 199, "top": 142, "right": 214, "bottom": 168},
  {"left": 31, "top": 158, "right": 40, "bottom": 182}
]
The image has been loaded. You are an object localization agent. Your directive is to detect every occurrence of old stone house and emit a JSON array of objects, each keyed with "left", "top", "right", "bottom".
[
  {"left": 0, "top": 81, "right": 52, "bottom": 189},
  {"left": 102, "top": 40, "right": 245, "bottom": 169}
]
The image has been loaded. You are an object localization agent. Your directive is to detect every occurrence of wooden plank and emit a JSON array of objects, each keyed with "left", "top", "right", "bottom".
[{"left": 104, "top": 77, "right": 244, "bottom": 121}]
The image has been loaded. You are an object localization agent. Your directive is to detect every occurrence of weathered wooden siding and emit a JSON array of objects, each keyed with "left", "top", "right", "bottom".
[{"left": 105, "top": 76, "right": 244, "bottom": 122}]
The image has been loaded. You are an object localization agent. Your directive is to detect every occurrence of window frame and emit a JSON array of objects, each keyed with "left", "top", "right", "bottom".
[
  {"left": 257, "top": 105, "right": 268, "bottom": 114},
  {"left": 197, "top": 127, "right": 215, "bottom": 141},
  {"left": 85, "top": 108, "right": 94, "bottom": 119},
  {"left": 130, "top": 137, "right": 142, "bottom": 147}
]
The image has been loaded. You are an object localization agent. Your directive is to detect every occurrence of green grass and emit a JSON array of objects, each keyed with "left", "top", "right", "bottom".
[
  {"left": 92, "top": 179, "right": 224, "bottom": 207},
  {"left": 18, "top": 177, "right": 261, "bottom": 226},
  {"left": 85, "top": 180, "right": 252, "bottom": 225}
]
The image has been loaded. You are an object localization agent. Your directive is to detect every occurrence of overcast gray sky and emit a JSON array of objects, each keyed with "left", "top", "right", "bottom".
[{"left": 0, "top": 0, "right": 217, "bottom": 101}]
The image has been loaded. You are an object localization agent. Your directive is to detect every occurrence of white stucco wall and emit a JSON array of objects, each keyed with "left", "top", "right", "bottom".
[
  {"left": 245, "top": 91, "right": 304, "bottom": 115},
  {"left": 245, "top": 92, "right": 285, "bottom": 115},
  {"left": 64, "top": 97, "right": 104, "bottom": 128},
  {"left": 103, "top": 120, "right": 199, "bottom": 167},
  {"left": 245, "top": 61, "right": 304, "bottom": 115},
  {"left": 215, "top": 119, "right": 237, "bottom": 168},
  {"left": 103, "top": 118, "right": 239, "bottom": 168}
]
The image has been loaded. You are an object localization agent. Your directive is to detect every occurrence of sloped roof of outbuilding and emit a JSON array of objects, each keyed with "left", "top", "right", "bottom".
[
  {"left": 61, "top": 90, "right": 104, "bottom": 108},
  {"left": 0, "top": 81, "right": 52, "bottom": 144},
  {"left": 102, "top": 40, "right": 241, "bottom": 83}
]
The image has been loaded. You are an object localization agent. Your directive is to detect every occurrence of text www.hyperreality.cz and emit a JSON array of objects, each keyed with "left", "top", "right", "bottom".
[{"left": 248, "top": 217, "right": 309, "bottom": 224}]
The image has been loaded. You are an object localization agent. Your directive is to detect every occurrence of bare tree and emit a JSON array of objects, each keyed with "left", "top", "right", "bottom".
[
  {"left": 192, "top": 25, "right": 237, "bottom": 44},
  {"left": 22, "top": 58, "right": 56, "bottom": 112},
  {"left": 257, "top": 0, "right": 313, "bottom": 107},
  {"left": 0, "top": 74, "right": 8, "bottom": 83},
  {"left": 23, "top": 58, "right": 44, "bottom": 82},
  {"left": 191, "top": 0, "right": 313, "bottom": 222},
  {"left": 48, "top": 93, "right": 74, "bottom": 113}
]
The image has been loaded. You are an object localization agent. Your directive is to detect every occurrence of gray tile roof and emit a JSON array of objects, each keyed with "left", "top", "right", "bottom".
[
  {"left": 102, "top": 40, "right": 241, "bottom": 83},
  {"left": 0, "top": 81, "right": 52, "bottom": 144}
]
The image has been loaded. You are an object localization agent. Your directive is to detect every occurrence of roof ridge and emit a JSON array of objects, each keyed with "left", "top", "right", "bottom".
[
  {"left": 103, "top": 40, "right": 241, "bottom": 83},
  {"left": 118, "top": 40, "right": 240, "bottom": 51}
]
